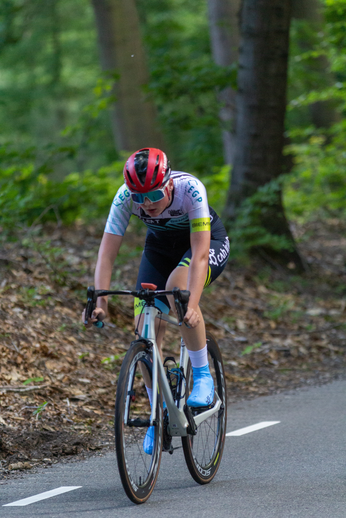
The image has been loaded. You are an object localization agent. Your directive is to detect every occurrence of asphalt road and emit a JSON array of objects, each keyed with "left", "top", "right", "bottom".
[{"left": 1, "top": 379, "right": 345, "bottom": 517}]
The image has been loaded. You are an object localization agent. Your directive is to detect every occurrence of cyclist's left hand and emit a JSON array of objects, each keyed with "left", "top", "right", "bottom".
[
  {"left": 183, "top": 307, "right": 200, "bottom": 328},
  {"left": 82, "top": 307, "right": 106, "bottom": 328}
]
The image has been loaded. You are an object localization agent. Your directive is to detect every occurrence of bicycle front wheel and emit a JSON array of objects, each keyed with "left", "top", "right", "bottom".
[
  {"left": 182, "top": 333, "right": 227, "bottom": 484},
  {"left": 115, "top": 341, "right": 163, "bottom": 504}
]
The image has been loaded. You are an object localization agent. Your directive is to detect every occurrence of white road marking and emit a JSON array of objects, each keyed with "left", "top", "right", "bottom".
[
  {"left": 226, "top": 421, "right": 281, "bottom": 436},
  {"left": 3, "top": 486, "right": 82, "bottom": 507}
]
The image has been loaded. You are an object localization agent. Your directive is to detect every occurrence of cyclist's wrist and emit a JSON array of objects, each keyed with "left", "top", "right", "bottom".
[
  {"left": 96, "top": 297, "right": 108, "bottom": 314},
  {"left": 187, "top": 298, "right": 201, "bottom": 313}
]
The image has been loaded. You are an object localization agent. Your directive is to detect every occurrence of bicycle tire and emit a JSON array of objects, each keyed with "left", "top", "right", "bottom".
[
  {"left": 182, "top": 333, "right": 227, "bottom": 484},
  {"left": 115, "top": 341, "right": 163, "bottom": 504}
]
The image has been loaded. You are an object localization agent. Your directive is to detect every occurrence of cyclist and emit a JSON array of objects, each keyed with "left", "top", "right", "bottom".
[{"left": 83, "top": 148, "right": 229, "bottom": 453}]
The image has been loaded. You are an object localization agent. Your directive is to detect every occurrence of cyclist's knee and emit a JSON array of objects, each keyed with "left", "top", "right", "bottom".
[{"left": 166, "top": 265, "right": 188, "bottom": 291}]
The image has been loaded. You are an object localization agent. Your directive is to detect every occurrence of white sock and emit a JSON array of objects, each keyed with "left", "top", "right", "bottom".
[
  {"left": 187, "top": 345, "right": 208, "bottom": 369},
  {"left": 145, "top": 386, "right": 153, "bottom": 406}
]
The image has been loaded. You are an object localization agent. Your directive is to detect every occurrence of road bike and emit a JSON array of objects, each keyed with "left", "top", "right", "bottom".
[{"left": 84, "top": 283, "right": 227, "bottom": 504}]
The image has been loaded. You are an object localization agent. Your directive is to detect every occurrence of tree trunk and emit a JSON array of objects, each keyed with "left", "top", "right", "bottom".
[
  {"left": 207, "top": 0, "right": 241, "bottom": 165},
  {"left": 91, "top": 0, "right": 166, "bottom": 152},
  {"left": 224, "top": 0, "right": 306, "bottom": 271}
]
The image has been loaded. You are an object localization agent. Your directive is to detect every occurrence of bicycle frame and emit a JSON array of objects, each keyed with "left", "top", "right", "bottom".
[
  {"left": 140, "top": 305, "right": 222, "bottom": 437},
  {"left": 85, "top": 284, "right": 222, "bottom": 437}
]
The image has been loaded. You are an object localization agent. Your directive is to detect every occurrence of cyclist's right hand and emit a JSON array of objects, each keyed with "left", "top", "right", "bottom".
[{"left": 82, "top": 307, "right": 106, "bottom": 328}]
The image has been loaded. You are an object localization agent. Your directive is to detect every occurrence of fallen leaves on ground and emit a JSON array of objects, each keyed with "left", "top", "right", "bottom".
[{"left": 0, "top": 218, "right": 345, "bottom": 476}]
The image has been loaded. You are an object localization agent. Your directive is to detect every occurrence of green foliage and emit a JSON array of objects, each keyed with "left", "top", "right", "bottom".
[
  {"left": 287, "top": 1, "right": 346, "bottom": 124},
  {"left": 0, "top": 143, "right": 125, "bottom": 231},
  {"left": 18, "top": 286, "right": 52, "bottom": 308},
  {"left": 101, "top": 352, "right": 126, "bottom": 369},
  {"left": 325, "top": 0, "right": 346, "bottom": 47},
  {"left": 284, "top": 121, "right": 346, "bottom": 220},
  {"left": 200, "top": 165, "right": 230, "bottom": 208},
  {"left": 229, "top": 178, "right": 294, "bottom": 259},
  {"left": 264, "top": 298, "right": 295, "bottom": 321},
  {"left": 0, "top": 0, "right": 116, "bottom": 173},
  {"left": 61, "top": 73, "right": 118, "bottom": 150},
  {"left": 0, "top": 0, "right": 98, "bottom": 137},
  {"left": 241, "top": 342, "right": 262, "bottom": 356},
  {"left": 284, "top": 1, "right": 346, "bottom": 222},
  {"left": 267, "top": 279, "right": 290, "bottom": 293},
  {"left": 148, "top": 59, "right": 236, "bottom": 174},
  {"left": 138, "top": 0, "right": 235, "bottom": 176},
  {"left": 2, "top": 0, "right": 346, "bottom": 248},
  {"left": 33, "top": 401, "right": 48, "bottom": 418},
  {"left": 150, "top": 60, "right": 236, "bottom": 100},
  {"left": 23, "top": 377, "right": 44, "bottom": 386}
]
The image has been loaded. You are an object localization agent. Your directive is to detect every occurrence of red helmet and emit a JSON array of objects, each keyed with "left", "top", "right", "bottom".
[{"left": 123, "top": 148, "right": 171, "bottom": 193}]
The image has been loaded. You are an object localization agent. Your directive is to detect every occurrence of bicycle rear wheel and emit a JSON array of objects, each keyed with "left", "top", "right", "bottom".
[
  {"left": 182, "top": 333, "right": 227, "bottom": 484},
  {"left": 115, "top": 341, "right": 163, "bottom": 504}
]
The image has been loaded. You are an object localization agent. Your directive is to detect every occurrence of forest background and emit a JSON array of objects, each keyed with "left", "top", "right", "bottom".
[
  {"left": 1, "top": 0, "right": 346, "bottom": 245},
  {"left": 1, "top": 0, "right": 346, "bottom": 471}
]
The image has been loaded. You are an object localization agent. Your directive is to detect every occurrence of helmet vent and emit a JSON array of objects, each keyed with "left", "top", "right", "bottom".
[
  {"left": 126, "top": 170, "right": 137, "bottom": 189},
  {"left": 151, "top": 157, "right": 160, "bottom": 187},
  {"left": 134, "top": 150, "right": 149, "bottom": 186}
]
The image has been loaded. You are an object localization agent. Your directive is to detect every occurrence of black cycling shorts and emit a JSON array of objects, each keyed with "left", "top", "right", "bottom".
[{"left": 134, "top": 236, "right": 230, "bottom": 316}]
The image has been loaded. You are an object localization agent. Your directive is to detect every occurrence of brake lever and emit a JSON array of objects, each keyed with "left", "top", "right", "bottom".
[
  {"left": 85, "top": 286, "right": 104, "bottom": 328},
  {"left": 84, "top": 286, "right": 96, "bottom": 325},
  {"left": 172, "top": 288, "right": 191, "bottom": 327}
]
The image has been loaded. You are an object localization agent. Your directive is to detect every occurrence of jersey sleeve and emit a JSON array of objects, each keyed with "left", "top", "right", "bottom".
[
  {"left": 104, "top": 184, "right": 133, "bottom": 236},
  {"left": 184, "top": 177, "right": 211, "bottom": 233}
]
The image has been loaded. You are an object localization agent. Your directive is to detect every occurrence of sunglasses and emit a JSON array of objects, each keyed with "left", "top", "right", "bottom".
[{"left": 130, "top": 185, "right": 167, "bottom": 204}]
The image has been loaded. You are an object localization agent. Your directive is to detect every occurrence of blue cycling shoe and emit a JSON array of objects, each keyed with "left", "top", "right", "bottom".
[
  {"left": 187, "top": 365, "right": 214, "bottom": 407},
  {"left": 143, "top": 426, "right": 155, "bottom": 455},
  {"left": 143, "top": 401, "right": 166, "bottom": 455}
]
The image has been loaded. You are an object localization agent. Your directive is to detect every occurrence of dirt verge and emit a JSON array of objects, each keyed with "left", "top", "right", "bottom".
[{"left": 1, "top": 219, "right": 346, "bottom": 480}]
